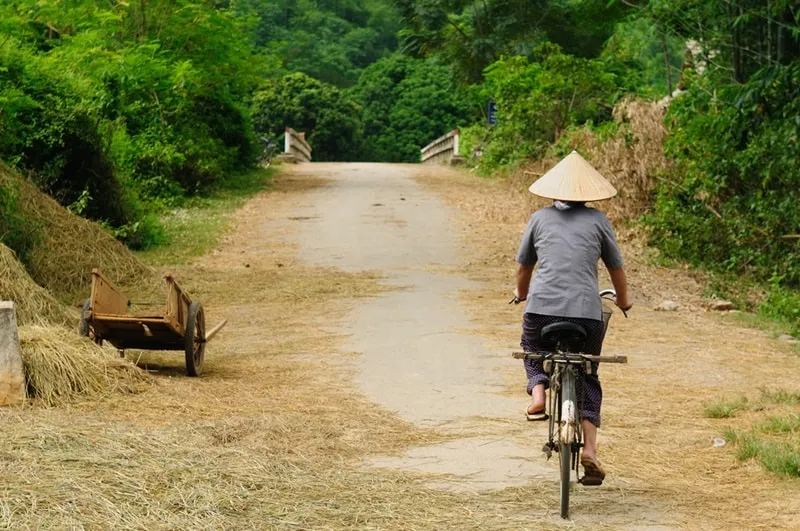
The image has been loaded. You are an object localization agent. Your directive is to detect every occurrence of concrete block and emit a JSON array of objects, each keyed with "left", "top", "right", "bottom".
[
  {"left": 0, "top": 302, "right": 26, "bottom": 406},
  {"left": 275, "top": 153, "right": 298, "bottom": 164}
]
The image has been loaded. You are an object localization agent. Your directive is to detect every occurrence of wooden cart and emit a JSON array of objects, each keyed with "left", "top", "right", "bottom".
[{"left": 79, "top": 269, "right": 227, "bottom": 376}]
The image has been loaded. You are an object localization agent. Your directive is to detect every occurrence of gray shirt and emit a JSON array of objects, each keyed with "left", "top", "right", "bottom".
[{"left": 516, "top": 206, "right": 623, "bottom": 321}]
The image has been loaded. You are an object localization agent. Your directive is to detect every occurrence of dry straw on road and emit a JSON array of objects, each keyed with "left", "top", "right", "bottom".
[
  {"left": 19, "top": 326, "right": 149, "bottom": 406},
  {"left": 0, "top": 169, "right": 557, "bottom": 529}
]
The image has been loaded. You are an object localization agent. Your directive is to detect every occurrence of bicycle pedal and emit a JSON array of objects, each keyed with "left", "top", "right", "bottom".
[{"left": 541, "top": 442, "right": 555, "bottom": 458}]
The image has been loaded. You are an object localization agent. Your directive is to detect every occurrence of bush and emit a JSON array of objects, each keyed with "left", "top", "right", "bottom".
[
  {"left": 0, "top": 37, "right": 132, "bottom": 227},
  {"left": 648, "top": 63, "right": 800, "bottom": 286},
  {"left": 469, "top": 44, "right": 619, "bottom": 172},
  {"left": 0, "top": 1, "right": 262, "bottom": 248},
  {"left": 349, "top": 55, "right": 476, "bottom": 162},
  {"left": 251, "top": 73, "right": 363, "bottom": 161}
]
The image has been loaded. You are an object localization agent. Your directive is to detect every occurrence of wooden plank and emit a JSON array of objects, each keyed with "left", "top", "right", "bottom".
[
  {"left": 164, "top": 274, "right": 192, "bottom": 335},
  {"left": 90, "top": 269, "right": 128, "bottom": 316},
  {"left": 92, "top": 314, "right": 182, "bottom": 336},
  {"left": 92, "top": 315, "right": 170, "bottom": 325}
]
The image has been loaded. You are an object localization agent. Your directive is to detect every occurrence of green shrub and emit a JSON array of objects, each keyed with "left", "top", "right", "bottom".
[
  {"left": 469, "top": 44, "right": 619, "bottom": 173},
  {"left": 348, "top": 55, "right": 477, "bottom": 162},
  {"left": 648, "top": 63, "right": 800, "bottom": 288},
  {"left": 0, "top": 0, "right": 261, "bottom": 248},
  {"left": 759, "top": 281, "right": 800, "bottom": 337},
  {"left": 251, "top": 73, "right": 363, "bottom": 161}
]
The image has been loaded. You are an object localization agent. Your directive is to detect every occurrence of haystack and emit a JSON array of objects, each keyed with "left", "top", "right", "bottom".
[
  {"left": 18, "top": 325, "right": 149, "bottom": 406},
  {"left": 0, "top": 163, "right": 158, "bottom": 303},
  {"left": 0, "top": 243, "right": 75, "bottom": 327},
  {"left": 519, "top": 98, "right": 669, "bottom": 224}
]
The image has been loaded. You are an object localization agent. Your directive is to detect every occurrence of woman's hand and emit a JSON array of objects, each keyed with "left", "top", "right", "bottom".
[{"left": 608, "top": 267, "right": 631, "bottom": 312}]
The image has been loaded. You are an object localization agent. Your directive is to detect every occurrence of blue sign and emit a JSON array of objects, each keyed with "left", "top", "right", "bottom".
[{"left": 488, "top": 99, "right": 497, "bottom": 125}]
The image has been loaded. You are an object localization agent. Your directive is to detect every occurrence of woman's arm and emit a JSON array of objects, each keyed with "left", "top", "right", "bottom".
[
  {"left": 608, "top": 267, "right": 632, "bottom": 311},
  {"left": 515, "top": 264, "right": 535, "bottom": 301}
]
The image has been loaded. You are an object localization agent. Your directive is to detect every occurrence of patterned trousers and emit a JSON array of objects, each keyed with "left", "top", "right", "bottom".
[{"left": 520, "top": 312, "right": 606, "bottom": 427}]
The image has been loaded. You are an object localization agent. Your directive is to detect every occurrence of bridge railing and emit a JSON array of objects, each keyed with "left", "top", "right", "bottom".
[
  {"left": 280, "top": 127, "right": 312, "bottom": 163},
  {"left": 420, "top": 130, "right": 464, "bottom": 165}
]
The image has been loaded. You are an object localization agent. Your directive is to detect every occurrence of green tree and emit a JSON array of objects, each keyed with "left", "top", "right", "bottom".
[
  {"left": 395, "top": 0, "right": 633, "bottom": 82},
  {"left": 469, "top": 44, "right": 618, "bottom": 170},
  {"left": 251, "top": 73, "right": 363, "bottom": 161},
  {"left": 349, "top": 54, "right": 476, "bottom": 162},
  {"left": 239, "top": 0, "right": 401, "bottom": 87},
  {"left": 0, "top": 0, "right": 267, "bottom": 247}
]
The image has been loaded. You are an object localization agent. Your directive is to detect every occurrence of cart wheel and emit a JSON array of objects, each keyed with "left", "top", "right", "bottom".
[
  {"left": 79, "top": 298, "right": 91, "bottom": 337},
  {"left": 185, "top": 301, "right": 206, "bottom": 377}
]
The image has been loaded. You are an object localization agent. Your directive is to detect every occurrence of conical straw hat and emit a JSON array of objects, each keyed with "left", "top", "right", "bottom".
[{"left": 529, "top": 150, "right": 617, "bottom": 201}]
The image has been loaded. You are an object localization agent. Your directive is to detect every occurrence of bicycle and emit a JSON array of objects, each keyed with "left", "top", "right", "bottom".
[
  {"left": 259, "top": 136, "right": 279, "bottom": 168},
  {"left": 510, "top": 289, "right": 628, "bottom": 519}
]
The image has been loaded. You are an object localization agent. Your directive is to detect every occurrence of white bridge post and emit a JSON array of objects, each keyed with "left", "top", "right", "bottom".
[
  {"left": 420, "top": 129, "right": 465, "bottom": 165},
  {"left": 278, "top": 127, "right": 313, "bottom": 163}
]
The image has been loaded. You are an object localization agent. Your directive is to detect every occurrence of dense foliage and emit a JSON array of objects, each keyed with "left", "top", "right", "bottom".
[
  {"left": 0, "top": 0, "right": 264, "bottom": 247},
  {"left": 252, "top": 73, "right": 363, "bottom": 162},
  {"left": 642, "top": 1, "right": 800, "bottom": 291},
  {"left": 394, "top": 0, "right": 633, "bottom": 83},
  {"left": 462, "top": 45, "right": 619, "bottom": 169},
  {"left": 2, "top": 0, "right": 799, "bottom": 333},
  {"left": 239, "top": 0, "right": 401, "bottom": 87},
  {"left": 348, "top": 55, "right": 475, "bottom": 162}
]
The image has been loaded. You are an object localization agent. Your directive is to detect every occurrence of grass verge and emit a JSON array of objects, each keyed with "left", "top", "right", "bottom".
[
  {"left": 135, "top": 167, "right": 275, "bottom": 265},
  {"left": 710, "top": 389, "right": 800, "bottom": 478},
  {"left": 703, "top": 397, "right": 750, "bottom": 419}
]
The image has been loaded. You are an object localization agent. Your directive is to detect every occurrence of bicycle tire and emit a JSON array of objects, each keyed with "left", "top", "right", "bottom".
[{"left": 559, "top": 367, "right": 577, "bottom": 519}]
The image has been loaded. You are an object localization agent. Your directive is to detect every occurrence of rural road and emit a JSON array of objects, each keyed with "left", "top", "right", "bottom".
[
  {"left": 283, "top": 163, "right": 550, "bottom": 492},
  {"left": 271, "top": 163, "right": 800, "bottom": 529}
]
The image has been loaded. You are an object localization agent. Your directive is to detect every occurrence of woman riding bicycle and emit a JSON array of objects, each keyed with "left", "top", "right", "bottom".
[{"left": 514, "top": 151, "right": 631, "bottom": 486}]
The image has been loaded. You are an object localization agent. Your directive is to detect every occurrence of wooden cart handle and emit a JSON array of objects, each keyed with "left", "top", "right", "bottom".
[{"left": 204, "top": 319, "right": 228, "bottom": 342}]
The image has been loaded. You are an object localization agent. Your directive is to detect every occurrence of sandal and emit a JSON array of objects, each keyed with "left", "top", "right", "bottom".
[
  {"left": 579, "top": 456, "right": 606, "bottom": 486},
  {"left": 525, "top": 406, "right": 549, "bottom": 421}
]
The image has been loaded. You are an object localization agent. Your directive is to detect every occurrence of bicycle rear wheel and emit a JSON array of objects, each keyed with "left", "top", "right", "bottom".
[{"left": 559, "top": 368, "right": 578, "bottom": 519}]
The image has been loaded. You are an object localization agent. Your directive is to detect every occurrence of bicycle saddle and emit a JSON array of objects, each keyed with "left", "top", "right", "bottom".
[{"left": 540, "top": 322, "right": 587, "bottom": 352}]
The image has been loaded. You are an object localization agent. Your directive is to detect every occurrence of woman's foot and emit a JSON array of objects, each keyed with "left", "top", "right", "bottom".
[
  {"left": 580, "top": 455, "right": 606, "bottom": 486},
  {"left": 526, "top": 384, "right": 547, "bottom": 420},
  {"left": 525, "top": 401, "right": 548, "bottom": 421},
  {"left": 526, "top": 401, "right": 546, "bottom": 416}
]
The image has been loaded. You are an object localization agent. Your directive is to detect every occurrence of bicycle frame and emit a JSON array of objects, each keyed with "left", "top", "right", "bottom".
[{"left": 542, "top": 355, "right": 585, "bottom": 461}]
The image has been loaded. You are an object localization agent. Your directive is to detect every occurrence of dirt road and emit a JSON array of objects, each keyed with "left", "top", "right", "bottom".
[
  {"left": 3, "top": 162, "right": 799, "bottom": 529},
  {"left": 277, "top": 163, "right": 800, "bottom": 529}
]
